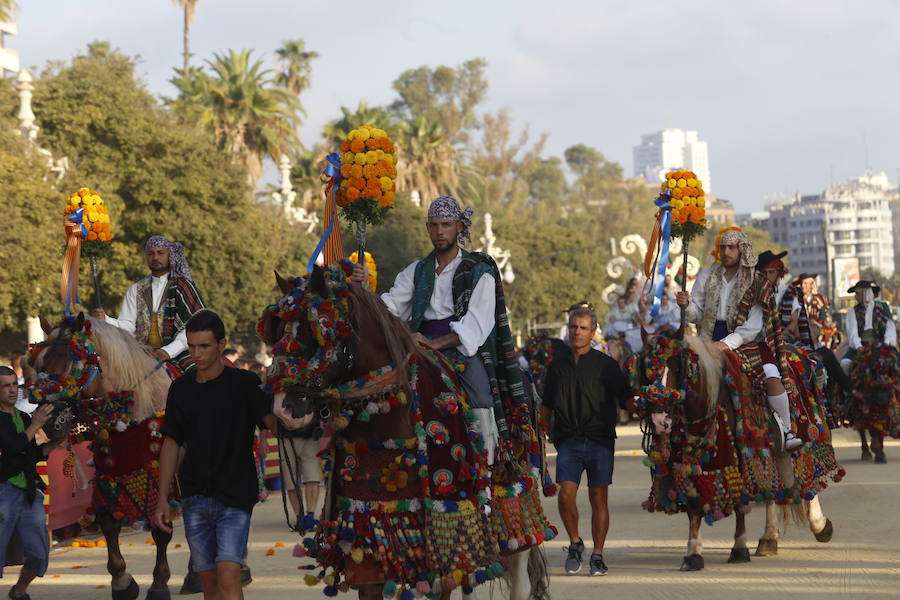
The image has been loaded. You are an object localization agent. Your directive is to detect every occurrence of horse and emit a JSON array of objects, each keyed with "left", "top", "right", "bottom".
[
  {"left": 25, "top": 314, "right": 175, "bottom": 600},
  {"left": 257, "top": 261, "right": 553, "bottom": 600},
  {"left": 628, "top": 332, "right": 844, "bottom": 570},
  {"left": 845, "top": 344, "right": 900, "bottom": 463}
]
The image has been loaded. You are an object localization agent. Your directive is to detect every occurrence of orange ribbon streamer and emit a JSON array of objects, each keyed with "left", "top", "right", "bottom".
[
  {"left": 61, "top": 217, "right": 84, "bottom": 313},
  {"left": 322, "top": 178, "right": 346, "bottom": 265},
  {"left": 644, "top": 207, "right": 664, "bottom": 279}
]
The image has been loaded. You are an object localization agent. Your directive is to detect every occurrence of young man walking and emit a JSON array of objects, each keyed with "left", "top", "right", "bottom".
[
  {"left": 541, "top": 308, "right": 630, "bottom": 576},
  {"left": 0, "top": 366, "right": 60, "bottom": 600},
  {"left": 153, "top": 311, "right": 274, "bottom": 600}
]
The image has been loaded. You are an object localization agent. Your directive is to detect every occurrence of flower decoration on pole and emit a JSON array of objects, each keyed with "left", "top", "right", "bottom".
[
  {"left": 643, "top": 170, "right": 708, "bottom": 320},
  {"left": 348, "top": 251, "right": 377, "bottom": 291},
  {"left": 336, "top": 125, "right": 397, "bottom": 262},
  {"left": 62, "top": 188, "right": 113, "bottom": 314}
]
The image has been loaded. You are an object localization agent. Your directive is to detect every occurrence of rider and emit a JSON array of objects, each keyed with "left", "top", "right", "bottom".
[
  {"left": 351, "top": 195, "right": 514, "bottom": 466},
  {"left": 796, "top": 274, "right": 837, "bottom": 347},
  {"left": 676, "top": 228, "right": 802, "bottom": 450},
  {"left": 92, "top": 235, "right": 204, "bottom": 370},
  {"left": 840, "top": 280, "right": 898, "bottom": 375}
]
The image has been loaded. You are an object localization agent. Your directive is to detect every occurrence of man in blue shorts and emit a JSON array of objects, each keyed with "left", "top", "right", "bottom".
[
  {"left": 153, "top": 310, "right": 275, "bottom": 600},
  {"left": 541, "top": 307, "right": 630, "bottom": 576}
]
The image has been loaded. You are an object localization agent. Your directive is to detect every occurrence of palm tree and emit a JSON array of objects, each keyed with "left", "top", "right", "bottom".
[
  {"left": 171, "top": 0, "right": 199, "bottom": 75},
  {"left": 275, "top": 39, "right": 318, "bottom": 98},
  {"left": 395, "top": 115, "right": 463, "bottom": 203},
  {"left": 173, "top": 49, "right": 302, "bottom": 188},
  {"left": 0, "top": 1, "right": 16, "bottom": 22}
]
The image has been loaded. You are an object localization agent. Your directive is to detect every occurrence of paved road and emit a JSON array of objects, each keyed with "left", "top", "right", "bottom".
[{"left": 35, "top": 426, "right": 899, "bottom": 599}]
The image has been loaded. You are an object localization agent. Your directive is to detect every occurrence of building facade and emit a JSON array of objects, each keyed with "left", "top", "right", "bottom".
[
  {"left": 767, "top": 173, "right": 895, "bottom": 298},
  {"left": 633, "top": 129, "right": 712, "bottom": 192}
]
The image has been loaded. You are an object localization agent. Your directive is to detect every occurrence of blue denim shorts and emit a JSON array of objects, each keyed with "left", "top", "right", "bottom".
[
  {"left": 555, "top": 437, "right": 614, "bottom": 487},
  {"left": 181, "top": 495, "right": 251, "bottom": 572},
  {"left": 0, "top": 482, "right": 49, "bottom": 578}
]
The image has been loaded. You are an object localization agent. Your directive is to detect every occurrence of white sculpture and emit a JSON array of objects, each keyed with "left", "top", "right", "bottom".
[
  {"left": 477, "top": 213, "right": 515, "bottom": 284},
  {"left": 272, "top": 155, "right": 318, "bottom": 234}
]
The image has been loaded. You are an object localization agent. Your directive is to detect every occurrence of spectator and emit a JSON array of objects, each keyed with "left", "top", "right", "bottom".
[
  {"left": 0, "top": 366, "right": 61, "bottom": 600},
  {"left": 222, "top": 348, "right": 240, "bottom": 364},
  {"left": 541, "top": 308, "right": 630, "bottom": 577},
  {"left": 153, "top": 310, "right": 275, "bottom": 600},
  {"left": 273, "top": 397, "right": 321, "bottom": 532}
]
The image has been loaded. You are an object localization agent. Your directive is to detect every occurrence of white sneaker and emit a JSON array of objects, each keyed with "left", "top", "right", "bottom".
[{"left": 784, "top": 432, "right": 802, "bottom": 451}]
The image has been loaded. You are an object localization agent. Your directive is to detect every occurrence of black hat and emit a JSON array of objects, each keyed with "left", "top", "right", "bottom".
[
  {"left": 756, "top": 250, "right": 787, "bottom": 270},
  {"left": 795, "top": 273, "right": 817, "bottom": 282},
  {"left": 847, "top": 280, "right": 881, "bottom": 295}
]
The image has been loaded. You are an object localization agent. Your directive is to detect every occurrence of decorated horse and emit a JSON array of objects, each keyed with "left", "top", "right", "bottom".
[
  {"left": 257, "top": 261, "right": 554, "bottom": 600},
  {"left": 844, "top": 344, "right": 900, "bottom": 463},
  {"left": 25, "top": 314, "right": 176, "bottom": 600},
  {"left": 627, "top": 331, "right": 844, "bottom": 570}
]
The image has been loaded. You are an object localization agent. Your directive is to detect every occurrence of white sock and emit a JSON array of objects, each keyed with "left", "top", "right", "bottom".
[{"left": 767, "top": 391, "right": 792, "bottom": 434}]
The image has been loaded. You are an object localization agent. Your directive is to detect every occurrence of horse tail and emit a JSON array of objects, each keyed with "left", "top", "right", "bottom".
[
  {"left": 786, "top": 500, "right": 808, "bottom": 528},
  {"left": 527, "top": 545, "right": 551, "bottom": 600}
]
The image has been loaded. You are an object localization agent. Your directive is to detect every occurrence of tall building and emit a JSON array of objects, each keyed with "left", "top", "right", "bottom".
[
  {"left": 767, "top": 172, "right": 895, "bottom": 299},
  {"left": 633, "top": 129, "right": 712, "bottom": 192},
  {"left": 0, "top": 16, "right": 18, "bottom": 76}
]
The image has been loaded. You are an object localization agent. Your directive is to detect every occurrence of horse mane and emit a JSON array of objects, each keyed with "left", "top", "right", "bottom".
[
  {"left": 345, "top": 285, "right": 423, "bottom": 370},
  {"left": 682, "top": 335, "right": 724, "bottom": 415},
  {"left": 82, "top": 317, "right": 170, "bottom": 421}
]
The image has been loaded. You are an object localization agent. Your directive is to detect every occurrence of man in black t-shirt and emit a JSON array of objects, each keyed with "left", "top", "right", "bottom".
[
  {"left": 153, "top": 310, "right": 274, "bottom": 600},
  {"left": 540, "top": 308, "right": 630, "bottom": 577}
]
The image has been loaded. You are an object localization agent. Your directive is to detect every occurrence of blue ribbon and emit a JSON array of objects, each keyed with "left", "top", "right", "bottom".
[
  {"left": 649, "top": 196, "right": 672, "bottom": 318},
  {"left": 68, "top": 207, "right": 89, "bottom": 238},
  {"left": 306, "top": 153, "right": 342, "bottom": 273}
]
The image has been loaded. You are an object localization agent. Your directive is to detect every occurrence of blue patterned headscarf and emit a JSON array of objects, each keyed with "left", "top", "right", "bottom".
[
  {"left": 427, "top": 196, "right": 474, "bottom": 246},
  {"left": 146, "top": 235, "right": 192, "bottom": 282}
]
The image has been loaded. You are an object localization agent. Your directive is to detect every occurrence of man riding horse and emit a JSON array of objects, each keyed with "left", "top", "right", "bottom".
[{"left": 676, "top": 228, "right": 802, "bottom": 450}]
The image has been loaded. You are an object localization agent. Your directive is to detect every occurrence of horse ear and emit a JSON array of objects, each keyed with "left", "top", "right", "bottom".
[
  {"left": 274, "top": 271, "right": 295, "bottom": 295},
  {"left": 309, "top": 265, "right": 327, "bottom": 297},
  {"left": 39, "top": 316, "right": 53, "bottom": 335},
  {"left": 73, "top": 312, "right": 86, "bottom": 331}
]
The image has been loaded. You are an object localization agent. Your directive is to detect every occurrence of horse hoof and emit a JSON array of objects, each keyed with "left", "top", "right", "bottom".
[
  {"left": 874, "top": 454, "right": 887, "bottom": 464},
  {"left": 814, "top": 518, "right": 834, "bottom": 543},
  {"left": 146, "top": 589, "right": 171, "bottom": 600},
  {"left": 112, "top": 577, "right": 139, "bottom": 600},
  {"left": 755, "top": 538, "right": 778, "bottom": 556},
  {"left": 727, "top": 547, "right": 751, "bottom": 563},
  {"left": 679, "top": 554, "right": 704, "bottom": 571},
  {"left": 179, "top": 571, "right": 202, "bottom": 595}
]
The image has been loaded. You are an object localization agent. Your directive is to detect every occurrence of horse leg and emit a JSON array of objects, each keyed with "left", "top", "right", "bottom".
[
  {"left": 680, "top": 513, "right": 704, "bottom": 571},
  {"left": 755, "top": 501, "right": 780, "bottom": 556},
  {"left": 506, "top": 549, "right": 531, "bottom": 600},
  {"left": 859, "top": 429, "right": 872, "bottom": 461},
  {"left": 728, "top": 509, "right": 751, "bottom": 563},
  {"left": 146, "top": 525, "right": 173, "bottom": 599},
  {"left": 806, "top": 496, "right": 833, "bottom": 542},
  {"left": 870, "top": 430, "right": 886, "bottom": 463},
  {"left": 97, "top": 511, "right": 139, "bottom": 600}
]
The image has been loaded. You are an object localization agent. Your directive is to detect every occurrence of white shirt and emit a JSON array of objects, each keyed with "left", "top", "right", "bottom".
[
  {"left": 685, "top": 266, "right": 763, "bottom": 350},
  {"left": 381, "top": 248, "right": 496, "bottom": 357},
  {"left": 105, "top": 273, "right": 187, "bottom": 358},
  {"left": 844, "top": 304, "right": 897, "bottom": 350}
]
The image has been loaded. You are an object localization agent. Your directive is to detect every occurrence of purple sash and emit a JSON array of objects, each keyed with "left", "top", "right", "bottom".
[{"left": 420, "top": 317, "right": 454, "bottom": 339}]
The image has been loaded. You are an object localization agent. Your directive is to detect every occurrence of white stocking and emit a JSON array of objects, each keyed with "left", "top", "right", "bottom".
[{"left": 767, "top": 390, "right": 792, "bottom": 433}]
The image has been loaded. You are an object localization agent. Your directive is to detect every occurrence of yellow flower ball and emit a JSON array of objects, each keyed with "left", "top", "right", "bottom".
[
  {"left": 667, "top": 178, "right": 677, "bottom": 189},
  {"left": 672, "top": 199, "right": 685, "bottom": 210},
  {"left": 354, "top": 152, "right": 367, "bottom": 165},
  {"left": 356, "top": 128, "right": 371, "bottom": 141},
  {"left": 695, "top": 180, "right": 703, "bottom": 189},
  {"left": 99, "top": 214, "right": 110, "bottom": 224},
  {"left": 372, "top": 129, "right": 387, "bottom": 139},
  {"left": 698, "top": 197, "right": 706, "bottom": 208},
  {"left": 365, "top": 151, "right": 378, "bottom": 164},
  {"left": 687, "top": 178, "right": 696, "bottom": 187},
  {"left": 375, "top": 149, "right": 385, "bottom": 160},
  {"left": 342, "top": 152, "right": 354, "bottom": 164},
  {"left": 677, "top": 178, "right": 687, "bottom": 188},
  {"left": 379, "top": 176, "right": 393, "bottom": 192}
]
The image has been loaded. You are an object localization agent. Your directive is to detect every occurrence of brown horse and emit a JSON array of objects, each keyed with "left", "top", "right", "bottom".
[
  {"left": 630, "top": 333, "right": 842, "bottom": 570},
  {"left": 846, "top": 344, "right": 900, "bottom": 463},
  {"left": 258, "top": 263, "right": 552, "bottom": 600},
  {"left": 26, "top": 314, "right": 175, "bottom": 600}
]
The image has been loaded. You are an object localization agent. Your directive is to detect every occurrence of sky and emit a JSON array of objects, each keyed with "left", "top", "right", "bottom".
[{"left": 9, "top": 0, "right": 900, "bottom": 213}]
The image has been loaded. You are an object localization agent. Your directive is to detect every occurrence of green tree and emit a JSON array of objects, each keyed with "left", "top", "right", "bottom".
[
  {"left": 171, "top": 0, "right": 199, "bottom": 75},
  {"left": 0, "top": 0, "right": 15, "bottom": 22},
  {"left": 358, "top": 194, "right": 430, "bottom": 293},
  {"left": 321, "top": 101, "right": 396, "bottom": 149},
  {"left": 31, "top": 44, "right": 314, "bottom": 343},
  {"left": 275, "top": 39, "right": 318, "bottom": 99},
  {"left": 171, "top": 49, "right": 302, "bottom": 187}
]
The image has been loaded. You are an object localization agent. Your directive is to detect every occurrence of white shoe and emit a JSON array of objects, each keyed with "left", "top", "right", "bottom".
[{"left": 784, "top": 432, "right": 802, "bottom": 451}]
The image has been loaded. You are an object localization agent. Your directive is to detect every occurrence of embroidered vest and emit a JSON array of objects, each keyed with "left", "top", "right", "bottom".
[
  {"left": 133, "top": 276, "right": 165, "bottom": 347},
  {"left": 698, "top": 267, "right": 765, "bottom": 340},
  {"left": 854, "top": 300, "right": 891, "bottom": 343}
]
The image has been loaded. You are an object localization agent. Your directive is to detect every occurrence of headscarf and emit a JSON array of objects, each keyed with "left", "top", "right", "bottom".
[
  {"left": 427, "top": 196, "right": 474, "bottom": 246},
  {"left": 146, "top": 235, "right": 193, "bottom": 281},
  {"left": 716, "top": 227, "right": 757, "bottom": 268}
]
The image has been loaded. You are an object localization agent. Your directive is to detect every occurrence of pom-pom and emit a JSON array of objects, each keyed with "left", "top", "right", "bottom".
[
  {"left": 382, "top": 580, "right": 398, "bottom": 597},
  {"left": 339, "top": 527, "right": 356, "bottom": 542},
  {"left": 416, "top": 580, "right": 431, "bottom": 595},
  {"left": 400, "top": 590, "right": 414, "bottom": 600},
  {"left": 323, "top": 585, "right": 338, "bottom": 597},
  {"left": 304, "top": 574, "right": 319, "bottom": 586},
  {"left": 300, "top": 513, "right": 318, "bottom": 530}
]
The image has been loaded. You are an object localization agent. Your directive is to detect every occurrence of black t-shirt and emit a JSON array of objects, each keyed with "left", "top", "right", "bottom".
[
  {"left": 161, "top": 366, "right": 272, "bottom": 512},
  {"left": 542, "top": 348, "right": 630, "bottom": 448}
]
